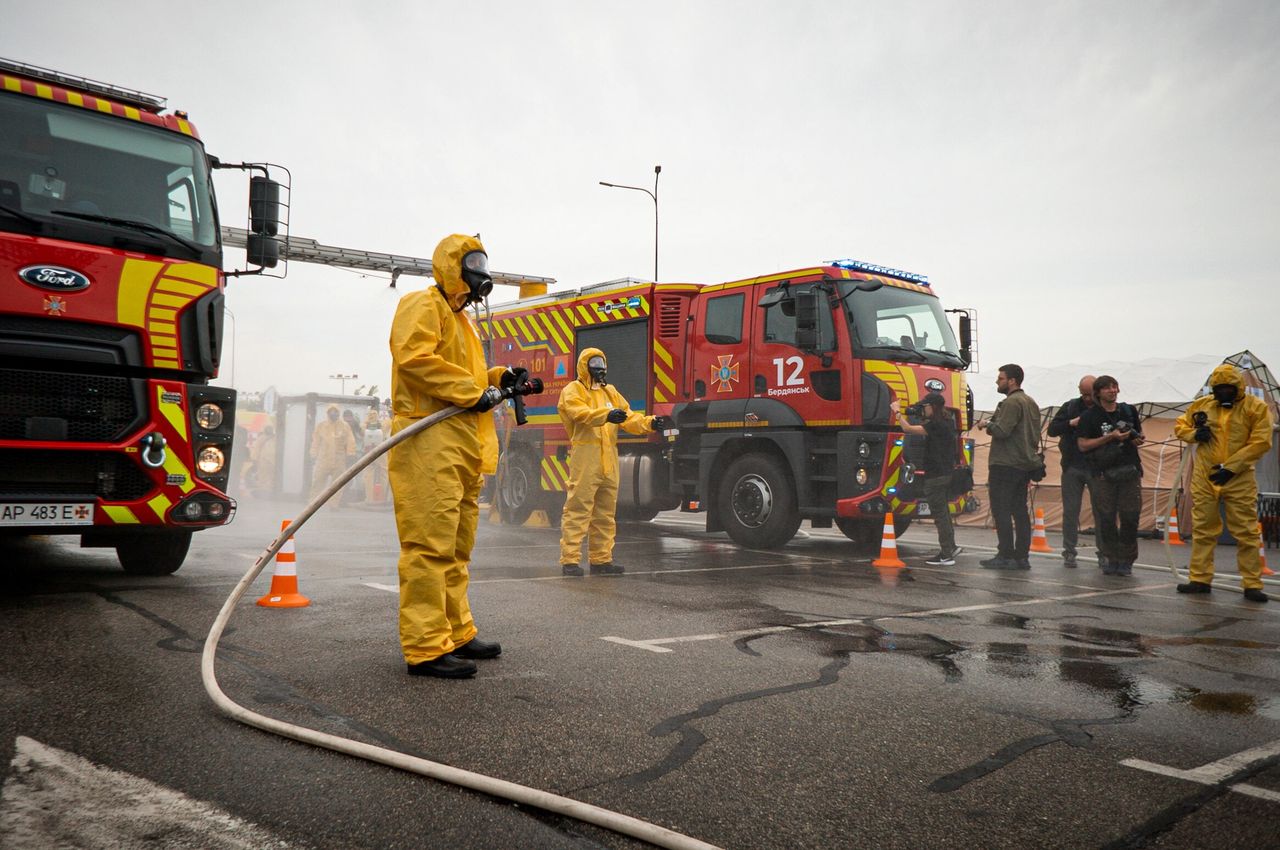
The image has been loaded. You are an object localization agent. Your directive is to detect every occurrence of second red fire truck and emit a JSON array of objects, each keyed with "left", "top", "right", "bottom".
[{"left": 483, "top": 259, "right": 975, "bottom": 551}]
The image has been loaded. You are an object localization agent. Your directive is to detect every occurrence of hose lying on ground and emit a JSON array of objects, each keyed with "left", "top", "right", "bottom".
[{"left": 200, "top": 402, "right": 723, "bottom": 850}]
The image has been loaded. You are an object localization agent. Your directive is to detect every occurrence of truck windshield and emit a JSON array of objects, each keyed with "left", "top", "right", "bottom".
[
  {"left": 0, "top": 91, "right": 217, "bottom": 261},
  {"left": 837, "top": 281, "right": 964, "bottom": 367}
]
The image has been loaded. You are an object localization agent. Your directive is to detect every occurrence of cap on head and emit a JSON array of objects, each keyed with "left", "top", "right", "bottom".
[{"left": 922, "top": 392, "right": 947, "bottom": 410}]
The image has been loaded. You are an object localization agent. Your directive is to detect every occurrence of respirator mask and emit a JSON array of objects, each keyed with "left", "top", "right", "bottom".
[
  {"left": 457, "top": 250, "right": 494, "bottom": 309},
  {"left": 587, "top": 356, "right": 607, "bottom": 386},
  {"left": 1211, "top": 384, "right": 1238, "bottom": 408}
]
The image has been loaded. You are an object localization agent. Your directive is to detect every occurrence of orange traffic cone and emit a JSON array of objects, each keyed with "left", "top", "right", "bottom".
[
  {"left": 1166, "top": 507, "right": 1185, "bottom": 545},
  {"left": 257, "top": 519, "right": 311, "bottom": 608},
  {"left": 1259, "top": 522, "right": 1274, "bottom": 576},
  {"left": 1030, "top": 508, "right": 1054, "bottom": 553},
  {"left": 872, "top": 513, "right": 906, "bottom": 568}
]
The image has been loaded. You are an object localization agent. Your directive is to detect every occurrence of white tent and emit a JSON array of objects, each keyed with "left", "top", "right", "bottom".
[{"left": 970, "top": 354, "right": 1226, "bottom": 411}]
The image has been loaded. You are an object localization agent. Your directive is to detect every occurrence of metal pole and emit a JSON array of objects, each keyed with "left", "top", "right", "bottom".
[{"left": 600, "top": 166, "right": 663, "bottom": 282}]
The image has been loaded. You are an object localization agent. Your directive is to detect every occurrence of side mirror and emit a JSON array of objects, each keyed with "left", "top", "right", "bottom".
[
  {"left": 249, "top": 176, "right": 282, "bottom": 236},
  {"left": 795, "top": 290, "right": 819, "bottom": 350},
  {"left": 958, "top": 313, "right": 972, "bottom": 366},
  {"left": 247, "top": 234, "right": 280, "bottom": 268}
]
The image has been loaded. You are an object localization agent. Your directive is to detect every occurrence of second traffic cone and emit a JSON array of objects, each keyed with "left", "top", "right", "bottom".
[
  {"left": 872, "top": 513, "right": 905, "bottom": 568},
  {"left": 1166, "top": 507, "right": 1185, "bottom": 545},
  {"left": 1259, "top": 522, "right": 1274, "bottom": 576},
  {"left": 1030, "top": 508, "right": 1054, "bottom": 553},
  {"left": 257, "top": 519, "right": 311, "bottom": 608}
]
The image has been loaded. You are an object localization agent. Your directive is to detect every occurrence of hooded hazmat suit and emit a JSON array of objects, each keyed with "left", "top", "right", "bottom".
[
  {"left": 310, "top": 404, "right": 356, "bottom": 500},
  {"left": 557, "top": 348, "right": 656, "bottom": 567},
  {"left": 388, "top": 234, "right": 508, "bottom": 664},
  {"left": 1173, "top": 364, "right": 1275, "bottom": 590}
]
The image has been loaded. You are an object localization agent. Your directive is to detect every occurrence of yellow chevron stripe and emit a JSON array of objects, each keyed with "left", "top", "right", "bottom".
[
  {"left": 655, "top": 366, "right": 676, "bottom": 394},
  {"left": 156, "top": 386, "right": 188, "bottom": 442},
  {"left": 654, "top": 386, "right": 669, "bottom": 403},
  {"left": 103, "top": 505, "right": 139, "bottom": 524},
  {"left": 537, "top": 312, "right": 568, "bottom": 353},
  {"left": 653, "top": 340, "right": 673, "bottom": 367},
  {"left": 576, "top": 305, "right": 595, "bottom": 324},
  {"left": 148, "top": 492, "right": 172, "bottom": 521}
]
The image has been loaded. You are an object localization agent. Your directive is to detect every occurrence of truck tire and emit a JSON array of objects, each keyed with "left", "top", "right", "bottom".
[
  {"left": 116, "top": 531, "right": 192, "bottom": 575},
  {"left": 617, "top": 505, "right": 660, "bottom": 523},
  {"left": 835, "top": 515, "right": 913, "bottom": 554},
  {"left": 497, "top": 450, "right": 538, "bottom": 527},
  {"left": 717, "top": 454, "right": 800, "bottom": 549}
]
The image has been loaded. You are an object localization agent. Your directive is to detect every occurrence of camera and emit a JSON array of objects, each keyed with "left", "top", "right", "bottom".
[
  {"left": 1115, "top": 420, "right": 1132, "bottom": 434},
  {"left": 904, "top": 402, "right": 926, "bottom": 418},
  {"left": 1192, "top": 411, "right": 1208, "bottom": 427}
]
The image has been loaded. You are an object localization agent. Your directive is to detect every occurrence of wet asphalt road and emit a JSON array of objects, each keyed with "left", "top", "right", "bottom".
[{"left": 2, "top": 496, "right": 1279, "bottom": 849}]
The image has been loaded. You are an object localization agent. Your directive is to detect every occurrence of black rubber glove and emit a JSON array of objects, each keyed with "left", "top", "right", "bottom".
[
  {"left": 471, "top": 386, "right": 504, "bottom": 413},
  {"left": 1208, "top": 465, "right": 1235, "bottom": 486},
  {"left": 650, "top": 415, "right": 671, "bottom": 431},
  {"left": 606, "top": 408, "right": 627, "bottom": 424},
  {"left": 1194, "top": 426, "right": 1212, "bottom": 443},
  {"left": 500, "top": 366, "right": 528, "bottom": 390}
]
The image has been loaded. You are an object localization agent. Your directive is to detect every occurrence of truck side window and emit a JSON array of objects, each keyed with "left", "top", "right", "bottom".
[
  {"left": 764, "top": 286, "right": 836, "bottom": 350},
  {"left": 704, "top": 293, "right": 744, "bottom": 345}
]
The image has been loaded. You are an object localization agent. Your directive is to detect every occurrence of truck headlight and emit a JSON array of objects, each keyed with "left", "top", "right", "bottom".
[
  {"left": 196, "top": 403, "right": 224, "bottom": 430},
  {"left": 856, "top": 467, "right": 869, "bottom": 486},
  {"left": 857, "top": 441, "right": 871, "bottom": 459},
  {"left": 197, "top": 445, "right": 225, "bottom": 474}
]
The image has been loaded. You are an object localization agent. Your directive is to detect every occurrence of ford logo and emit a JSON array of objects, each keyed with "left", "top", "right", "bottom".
[
  {"left": 924, "top": 378, "right": 945, "bottom": 392},
  {"left": 19, "top": 265, "right": 91, "bottom": 293}
]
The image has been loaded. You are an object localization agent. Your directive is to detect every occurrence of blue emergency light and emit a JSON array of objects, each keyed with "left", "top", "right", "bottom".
[{"left": 829, "top": 259, "right": 929, "bottom": 286}]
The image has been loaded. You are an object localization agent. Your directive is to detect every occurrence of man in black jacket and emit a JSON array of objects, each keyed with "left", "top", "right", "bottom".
[
  {"left": 1047, "top": 374, "right": 1096, "bottom": 568},
  {"left": 1077, "top": 376, "right": 1145, "bottom": 576}
]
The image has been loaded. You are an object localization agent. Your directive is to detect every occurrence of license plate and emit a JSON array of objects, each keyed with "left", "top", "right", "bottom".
[
  {"left": 916, "top": 503, "right": 931, "bottom": 516},
  {"left": 0, "top": 502, "right": 95, "bottom": 526}
]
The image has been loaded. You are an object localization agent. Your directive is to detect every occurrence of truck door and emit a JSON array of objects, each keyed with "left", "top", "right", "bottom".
[
  {"left": 748, "top": 282, "right": 845, "bottom": 424},
  {"left": 686, "top": 289, "right": 751, "bottom": 422}
]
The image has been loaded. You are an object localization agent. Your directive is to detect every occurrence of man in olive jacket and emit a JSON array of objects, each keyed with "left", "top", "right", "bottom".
[{"left": 976, "top": 364, "right": 1042, "bottom": 569}]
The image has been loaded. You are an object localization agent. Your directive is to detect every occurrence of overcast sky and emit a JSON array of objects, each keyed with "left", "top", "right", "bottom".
[{"left": 5, "top": 1, "right": 1277, "bottom": 407}]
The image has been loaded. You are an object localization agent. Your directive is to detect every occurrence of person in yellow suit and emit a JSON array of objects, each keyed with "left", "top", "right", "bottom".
[
  {"left": 558, "top": 348, "right": 667, "bottom": 575},
  {"left": 310, "top": 404, "right": 356, "bottom": 504},
  {"left": 1173, "top": 364, "right": 1274, "bottom": 602},
  {"left": 388, "top": 233, "right": 525, "bottom": 678}
]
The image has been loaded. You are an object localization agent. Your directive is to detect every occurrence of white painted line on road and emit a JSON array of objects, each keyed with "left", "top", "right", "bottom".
[
  {"left": 0, "top": 736, "right": 294, "bottom": 847},
  {"left": 365, "top": 582, "right": 398, "bottom": 593},
  {"left": 599, "top": 584, "right": 1172, "bottom": 653},
  {"left": 1122, "top": 738, "right": 1280, "bottom": 804}
]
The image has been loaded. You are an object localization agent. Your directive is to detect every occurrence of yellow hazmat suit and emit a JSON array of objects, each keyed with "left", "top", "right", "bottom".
[
  {"left": 310, "top": 405, "right": 356, "bottom": 500},
  {"left": 558, "top": 348, "right": 655, "bottom": 567},
  {"left": 1173, "top": 364, "right": 1274, "bottom": 590},
  {"left": 388, "top": 234, "right": 507, "bottom": 664}
]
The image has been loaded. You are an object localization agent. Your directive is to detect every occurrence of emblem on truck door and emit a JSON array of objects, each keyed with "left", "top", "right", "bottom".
[
  {"left": 19, "top": 264, "right": 91, "bottom": 292},
  {"left": 924, "top": 378, "right": 945, "bottom": 391}
]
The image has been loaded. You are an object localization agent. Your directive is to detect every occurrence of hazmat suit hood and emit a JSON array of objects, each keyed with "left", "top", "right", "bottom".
[
  {"left": 431, "top": 234, "right": 486, "bottom": 311},
  {"left": 577, "top": 347, "right": 606, "bottom": 385},
  {"left": 1208, "top": 364, "right": 1246, "bottom": 401},
  {"left": 325, "top": 404, "right": 340, "bottom": 419}
]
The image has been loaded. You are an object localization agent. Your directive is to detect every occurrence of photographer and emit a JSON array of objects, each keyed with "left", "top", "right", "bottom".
[
  {"left": 1076, "top": 376, "right": 1145, "bottom": 576},
  {"left": 892, "top": 393, "right": 962, "bottom": 566}
]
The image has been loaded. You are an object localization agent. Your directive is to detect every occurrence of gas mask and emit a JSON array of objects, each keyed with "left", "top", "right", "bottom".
[
  {"left": 1212, "top": 384, "right": 1238, "bottom": 408},
  {"left": 457, "top": 250, "right": 494, "bottom": 310},
  {"left": 587, "top": 356, "right": 607, "bottom": 386},
  {"left": 327, "top": 410, "right": 339, "bottom": 422}
]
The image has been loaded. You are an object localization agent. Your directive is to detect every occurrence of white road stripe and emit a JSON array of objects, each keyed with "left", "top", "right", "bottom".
[
  {"left": 599, "top": 584, "right": 1172, "bottom": 653},
  {"left": 0, "top": 736, "right": 293, "bottom": 848},
  {"left": 1122, "top": 739, "right": 1280, "bottom": 804}
]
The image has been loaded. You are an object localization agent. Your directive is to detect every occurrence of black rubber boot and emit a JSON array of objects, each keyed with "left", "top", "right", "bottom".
[
  {"left": 1243, "top": 588, "right": 1269, "bottom": 603},
  {"left": 562, "top": 563, "right": 584, "bottom": 577},
  {"left": 590, "top": 562, "right": 625, "bottom": 575},
  {"left": 1176, "top": 581, "right": 1212, "bottom": 594},
  {"left": 406, "top": 654, "right": 477, "bottom": 678}
]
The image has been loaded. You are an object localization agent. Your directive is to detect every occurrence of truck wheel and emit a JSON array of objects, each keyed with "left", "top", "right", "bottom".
[
  {"left": 617, "top": 505, "right": 660, "bottom": 523},
  {"left": 717, "top": 454, "right": 800, "bottom": 549},
  {"left": 116, "top": 531, "right": 192, "bottom": 575},
  {"left": 497, "top": 451, "right": 538, "bottom": 526},
  {"left": 836, "top": 515, "right": 913, "bottom": 554}
]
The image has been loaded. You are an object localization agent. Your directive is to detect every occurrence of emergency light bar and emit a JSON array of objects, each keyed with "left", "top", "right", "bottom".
[
  {"left": 0, "top": 58, "right": 167, "bottom": 112},
  {"left": 828, "top": 258, "right": 929, "bottom": 286}
]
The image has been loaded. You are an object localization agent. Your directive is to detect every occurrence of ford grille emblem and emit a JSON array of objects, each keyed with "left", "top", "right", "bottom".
[
  {"left": 19, "top": 265, "right": 91, "bottom": 293},
  {"left": 924, "top": 379, "right": 945, "bottom": 391}
]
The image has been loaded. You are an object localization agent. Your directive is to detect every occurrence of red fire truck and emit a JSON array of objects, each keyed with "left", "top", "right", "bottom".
[
  {"left": 484, "top": 260, "right": 976, "bottom": 550},
  {"left": 0, "top": 59, "right": 286, "bottom": 573}
]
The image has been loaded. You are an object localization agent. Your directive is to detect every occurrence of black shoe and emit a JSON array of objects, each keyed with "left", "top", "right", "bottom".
[
  {"left": 980, "top": 557, "right": 1016, "bottom": 570},
  {"left": 1244, "top": 588, "right": 1269, "bottom": 603},
  {"left": 1101, "top": 560, "right": 1118, "bottom": 575},
  {"left": 925, "top": 552, "right": 956, "bottom": 566},
  {"left": 452, "top": 637, "right": 502, "bottom": 659},
  {"left": 1013, "top": 559, "right": 1031, "bottom": 571},
  {"left": 1116, "top": 563, "right": 1133, "bottom": 577},
  {"left": 406, "top": 654, "right": 477, "bottom": 679},
  {"left": 1176, "top": 581, "right": 1212, "bottom": 594},
  {"left": 590, "top": 562, "right": 625, "bottom": 575},
  {"left": 562, "top": 563, "right": 584, "bottom": 577},
  {"left": 1063, "top": 556, "right": 1078, "bottom": 569}
]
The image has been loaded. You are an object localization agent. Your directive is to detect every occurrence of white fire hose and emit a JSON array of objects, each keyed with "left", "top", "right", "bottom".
[{"left": 200, "top": 400, "right": 722, "bottom": 850}]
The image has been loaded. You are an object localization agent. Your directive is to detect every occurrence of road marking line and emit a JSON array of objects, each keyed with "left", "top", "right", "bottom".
[
  {"left": 599, "top": 584, "right": 1171, "bottom": 652},
  {"left": 364, "top": 582, "right": 397, "bottom": 593},
  {"left": 1122, "top": 739, "right": 1280, "bottom": 804}
]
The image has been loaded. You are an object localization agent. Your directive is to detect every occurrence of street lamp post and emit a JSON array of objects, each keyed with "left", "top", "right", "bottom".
[
  {"left": 599, "top": 164, "right": 661, "bottom": 281},
  {"left": 329, "top": 373, "right": 358, "bottom": 395}
]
